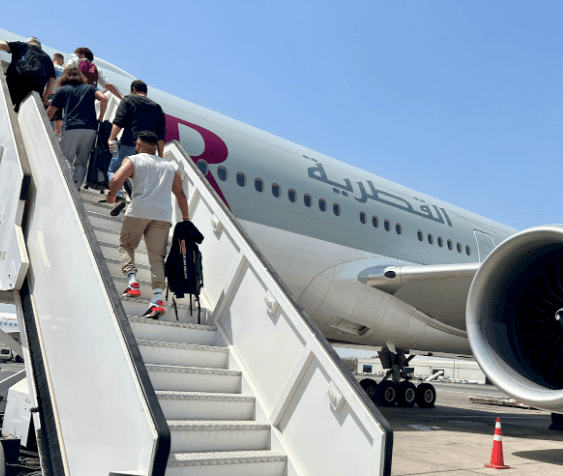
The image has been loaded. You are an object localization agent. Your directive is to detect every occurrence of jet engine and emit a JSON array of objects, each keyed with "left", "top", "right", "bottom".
[{"left": 466, "top": 225, "right": 563, "bottom": 411}]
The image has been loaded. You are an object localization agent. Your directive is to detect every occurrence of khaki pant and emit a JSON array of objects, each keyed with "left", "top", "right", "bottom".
[{"left": 119, "top": 216, "right": 171, "bottom": 290}]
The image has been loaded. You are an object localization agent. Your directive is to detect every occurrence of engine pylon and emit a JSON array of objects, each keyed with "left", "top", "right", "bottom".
[{"left": 485, "top": 417, "right": 510, "bottom": 469}]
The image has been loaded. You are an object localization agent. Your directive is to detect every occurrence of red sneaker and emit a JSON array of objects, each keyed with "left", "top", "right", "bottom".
[
  {"left": 142, "top": 300, "right": 166, "bottom": 319},
  {"left": 122, "top": 282, "right": 141, "bottom": 297}
]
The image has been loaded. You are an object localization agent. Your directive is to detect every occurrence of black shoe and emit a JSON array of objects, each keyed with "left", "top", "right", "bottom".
[{"left": 110, "top": 198, "right": 126, "bottom": 216}]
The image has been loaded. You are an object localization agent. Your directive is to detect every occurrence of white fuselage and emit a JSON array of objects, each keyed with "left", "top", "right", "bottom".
[{"left": 0, "top": 29, "right": 518, "bottom": 356}]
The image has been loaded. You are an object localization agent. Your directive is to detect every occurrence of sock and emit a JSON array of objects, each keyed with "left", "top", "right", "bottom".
[
  {"left": 151, "top": 288, "right": 163, "bottom": 304},
  {"left": 127, "top": 272, "right": 138, "bottom": 286}
]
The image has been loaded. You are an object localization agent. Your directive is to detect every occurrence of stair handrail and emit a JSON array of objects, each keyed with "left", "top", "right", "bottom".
[
  {"left": 165, "top": 140, "right": 394, "bottom": 476},
  {"left": 1, "top": 74, "right": 170, "bottom": 474}
]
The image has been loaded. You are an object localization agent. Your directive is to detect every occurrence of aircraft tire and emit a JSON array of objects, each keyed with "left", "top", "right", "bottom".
[
  {"left": 359, "top": 378, "right": 377, "bottom": 393},
  {"left": 377, "top": 381, "right": 398, "bottom": 407},
  {"left": 397, "top": 381, "right": 417, "bottom": 407},
  {"left": 416, "top": 383, "right": 436, "bottom": 408}
]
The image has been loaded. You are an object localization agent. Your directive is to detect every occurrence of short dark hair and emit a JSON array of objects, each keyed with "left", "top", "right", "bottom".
[
  {"left": 53, "top": 53, "right": 64, "bottom": 62},
  {"left": 74, "top": 47, "right": 94, "bottom": 62},
  {"left": 131, "top": 80, "right": 147, "bottom": 94},
  {"left": 137, "top": 131, "right": 158, "bottom": 145}
]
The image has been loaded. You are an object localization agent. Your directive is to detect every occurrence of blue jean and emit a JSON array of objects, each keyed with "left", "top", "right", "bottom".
[{"left": 107, "top": 144, "right": 136, "bottom": 198}]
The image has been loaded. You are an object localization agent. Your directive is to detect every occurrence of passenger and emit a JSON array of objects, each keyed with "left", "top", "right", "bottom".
[
  {"left": 107, "top": 79, "right": 166, "bottom": 215},
  {"left": 50, "top": 53, "right": 65, "bottom": 135},
  {"left": 46, "top": 66, "right": 108, "bottom": 190},
  {"left": 65, "top": 47, "right": 122, "bottom": 100},
  {"left": 0, "top": 36, "right": 56, "bottom": 112},
  {"left": 106, "top": 131, "right": 189, "bottom": 319}
]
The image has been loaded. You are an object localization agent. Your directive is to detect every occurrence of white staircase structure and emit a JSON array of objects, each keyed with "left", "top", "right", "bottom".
[{"left": 0, "top": 71, "right": 393, "bottom": 476}]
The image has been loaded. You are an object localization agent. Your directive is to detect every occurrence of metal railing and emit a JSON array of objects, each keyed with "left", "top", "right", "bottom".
[
  {"left": 0, "top": 71, "right": 170, "bottom": 475},
  {"left": 165, "top": 141, "right": 393, "bottom": 476}
]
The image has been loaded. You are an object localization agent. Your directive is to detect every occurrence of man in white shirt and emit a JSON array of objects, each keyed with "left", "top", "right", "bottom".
[{"left": 106, "top": 131, "right": 189, "bottom": 319}]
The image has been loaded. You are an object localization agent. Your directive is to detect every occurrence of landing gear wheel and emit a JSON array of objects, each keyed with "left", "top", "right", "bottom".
[
  {"left": 359, "top": 378, "right": 377, "bottom": 393},
  {"left": 360, "top": 378, "right": 378, "bottom": 402},
  {"left": 416, "top": 383, "right": 436, "bottom": 408},
  {"left": 397, "top": 381, "right": 417, "bottom": 407},
  {"left": 377, "top": 381, "right": 398, "bottom": 406}
]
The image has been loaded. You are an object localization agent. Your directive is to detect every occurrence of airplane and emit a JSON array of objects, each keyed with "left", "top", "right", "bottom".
[{"left": 2, "top": 27, "right": 560, "bottom": 416}]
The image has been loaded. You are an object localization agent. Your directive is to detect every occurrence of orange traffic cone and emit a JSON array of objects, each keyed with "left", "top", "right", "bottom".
[{"left": 485, "top": 417, "right": 510, "bottom": 469}]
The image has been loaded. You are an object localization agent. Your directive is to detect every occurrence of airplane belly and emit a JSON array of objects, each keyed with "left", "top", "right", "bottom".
[{"left": 238, "top": 219, "right": 472, "bottom": 356}]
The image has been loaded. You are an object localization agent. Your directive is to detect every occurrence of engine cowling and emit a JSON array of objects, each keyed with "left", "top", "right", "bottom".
[{"left": 467, "top": 225, "right": 563, "bottom": 411}]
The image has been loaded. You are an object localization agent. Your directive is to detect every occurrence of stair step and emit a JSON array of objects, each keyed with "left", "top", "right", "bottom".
[
  {"left": 122, "top": 296, "right": 207, "bottom": 324},
  {"left": 166, "top": 451, "right": 286, "bottom": 476},
  {"left": 86, "top": 210, "right": 124, "bottom": 231},
  {"left": 137, "top": 340, "right": 229, "bottom": 368},
  {"left": 83, "top": 197, "right": 125, "bottom": 215},
  {"left": 157, "top": 391, "right": 255, "bottom": 421},
  {"left": 98, "top": 241, "right": 150, "bottom": 266},
  {"left": 129, "top": 317, "right": 216, "bottom": 344},
  {"left": 146, "top": 364, "right": 240, "bottom": 393},
  {"left": 106, "top": 257, "right": 150, "bottom": 278},
  {"left": 168, "top": 420, "right": 270, "bottom": 453}
]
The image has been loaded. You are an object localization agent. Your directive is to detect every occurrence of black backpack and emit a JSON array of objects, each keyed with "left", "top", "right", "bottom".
[
  {"left": 15, "top": 45, "right": 52, "bottom": 88},
  {"left": 165, "top": 221, "right": 205, "bottom": 322}
]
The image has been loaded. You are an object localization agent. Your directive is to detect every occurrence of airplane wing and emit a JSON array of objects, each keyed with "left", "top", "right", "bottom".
[{"left": 361, "top": 263, "right": 480, "bottom": 332}]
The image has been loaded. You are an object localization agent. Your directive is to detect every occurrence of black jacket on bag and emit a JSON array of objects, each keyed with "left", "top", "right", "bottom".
[
  {"left": 113, "top": 94, "right": 166, "bottom": 146},
  {"left": 165, "top": 221, "right": 204, "bottom": 299}
]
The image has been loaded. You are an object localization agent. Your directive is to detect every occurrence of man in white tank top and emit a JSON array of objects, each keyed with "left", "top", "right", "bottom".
[{"left": 106, "top": 131, "right": 189, "bottom": 319}]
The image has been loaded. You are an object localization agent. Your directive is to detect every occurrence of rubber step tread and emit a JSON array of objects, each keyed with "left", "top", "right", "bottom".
[
  {"left": 167, "top": 451, "right": 286, "bottom": 467},
  {"left": 145, "top": 364, "right": 239, "bottom": 376},
  {"left": 106, "top": 256, "right": 150, "bottom": 271},
  {"left": 86, "top": 210, "right": 124, "bottom": 223},
  {"left": 129, "top": 317, "right": 216, "bottom": 331},
  {"left": 98, "top": 241, "right": 148, "bottom": 255},
  {"left": 137, "top": 340, "right": 228, "bottom": 352},
  {"left": 168, "top": 420, "right": 270, "bottom": 431},
  {"left": 157, "top": 391, "right": 254, "bottom": 402}
]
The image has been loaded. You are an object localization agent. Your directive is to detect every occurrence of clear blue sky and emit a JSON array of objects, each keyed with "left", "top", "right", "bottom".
[
  {"left": 2, "top": 2, "right": 563, "bottom": 352},
  {"left": 3, "top": 1, "right": 562, "bottom": 232}
]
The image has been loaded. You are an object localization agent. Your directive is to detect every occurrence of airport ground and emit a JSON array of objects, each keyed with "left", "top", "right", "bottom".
[{"left": 365, "top": 379, "right": 563, "bottom": 475}]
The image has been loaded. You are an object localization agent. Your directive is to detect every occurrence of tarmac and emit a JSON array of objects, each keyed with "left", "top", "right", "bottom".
[{"left": 373, "top": 380, "right": 563, "bottom": 475}]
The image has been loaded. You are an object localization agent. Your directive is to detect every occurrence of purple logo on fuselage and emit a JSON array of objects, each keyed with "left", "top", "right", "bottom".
[{"left": 165, "top": 115, "right": 230, "bottom": 207}]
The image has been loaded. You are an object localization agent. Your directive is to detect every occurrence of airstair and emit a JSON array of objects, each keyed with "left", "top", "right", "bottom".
[{"left": 0, "top": 70, "right": 393, "bottom": 475}]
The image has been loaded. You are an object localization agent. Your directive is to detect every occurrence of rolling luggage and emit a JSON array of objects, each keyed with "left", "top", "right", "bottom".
[{"left": 84, "top": 120, "right": 113, "bottom": 191}]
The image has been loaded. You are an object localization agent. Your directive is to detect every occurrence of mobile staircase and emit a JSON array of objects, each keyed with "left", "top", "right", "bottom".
[{"left": 0, "top": 71, "right": 393, "bottom": 475}]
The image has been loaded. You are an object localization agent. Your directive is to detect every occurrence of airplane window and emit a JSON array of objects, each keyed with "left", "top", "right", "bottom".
[
  {"left": 304, "top": 194, "right": 312, "bottom": 207},
  {"left": 372, "top": 216, "right": 378, "bottom": 228},
  {"left": 428, "top": 234, "right": 434, "bottom": 244},
  {"left": 319, "top": 199, "right": 327, "bottom": 212},
  {"left": 360, "top": 212, "right": 367, "bottom": 224},
  {"left": 384, "top": 220, "right": 391, "bottom": 231},
  {"left": 396, "top": 223, "right": 402, "bottom": 234},
  {"left": 457, "top": 242, "right": 462, "bottom": 253},
  {"left": 217, "top": 166, "right": 228, "bottom": 181},
  {"left": 333, "top": 203, "right": 340, "bottom": 216},
  {"left": 417, "top": 230, "right": 423, "bottom": 241},
  {"left": 466, "top": 245, "right": 471, "bottom": 256},
  {"left": 437, "top": 236, "right": 443, "bottom": 247},
  {"left": 447, "top": 239, "right": 453, "bottom": 250},
  {"left": 254, "top": 178, "right": 264, "bottom": 192},
  {"left": 236, "top": 172, "right": 246, "bottom": 187},
  {"left": 197, "top": 160, "right": 208, "bottom": 175},
  {"left": 272, "top": 183, "right": 281, "bottom": 198},
  {"left": 288, "top": 189, "right": 297, "bottom": 202}
]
